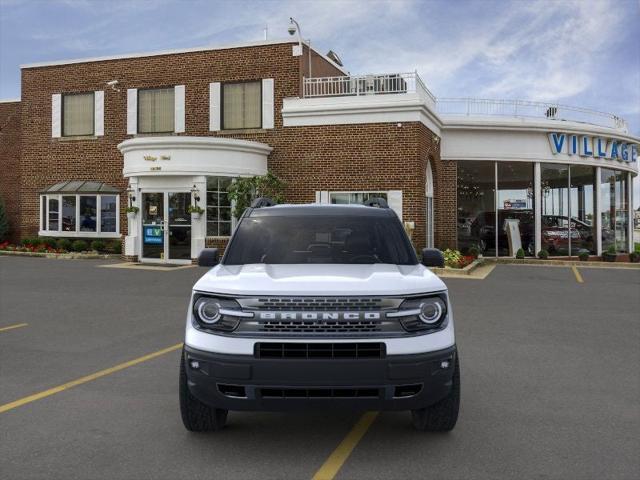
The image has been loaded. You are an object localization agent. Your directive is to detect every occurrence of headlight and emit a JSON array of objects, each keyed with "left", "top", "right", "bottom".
[
  {"left": 192, "top": 294, "right": 251, "bottom": 332},
  {"left": 194, "top": 297, "right": 221, "bottom": 324},
  {"left": 387, "top": 295, "right": 448, "bottom": 332},
  {"left": 418, "top": 298, "right": 445, "bottom": 324}
]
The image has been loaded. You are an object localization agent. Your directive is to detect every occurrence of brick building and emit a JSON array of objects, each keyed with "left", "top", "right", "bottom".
[{"left": 0, "top": 38, "right": 638, "bottom": 262}]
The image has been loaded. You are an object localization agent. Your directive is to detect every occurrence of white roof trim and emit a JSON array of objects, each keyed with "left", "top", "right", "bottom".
[
  {"left": 20, "top": 38, "right": 347, "bottom": 74},
  {"left": 0, "top": 98, "right": 20, "bottom": 103}
]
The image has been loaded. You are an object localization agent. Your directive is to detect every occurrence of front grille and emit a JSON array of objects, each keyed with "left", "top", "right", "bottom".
[
  {"left": 238, "top": 297, "right": 402, "bottom": 311},
  {"left": 255, "top": 342, "right": 385, "bottom": 359},
  {"left": 260, "top": 387, "right": 381, "bottom": 398},
  {"left": 260, "top": 320, "right": 381, "bottom": 334}
]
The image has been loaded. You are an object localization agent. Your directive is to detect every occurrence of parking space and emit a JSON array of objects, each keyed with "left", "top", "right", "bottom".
[{"left": 1, "top": 257, "right": 638, "bottom": 479}]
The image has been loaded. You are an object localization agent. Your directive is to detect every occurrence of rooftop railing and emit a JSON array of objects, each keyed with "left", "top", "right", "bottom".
[
  {"left": 301, "top": 74, "right": 627, "bottom": 131},
  {"left": 436, "top": 98, "right": 628, "bottom": 131},
  {"left": 303, "top": 72, "right": 436, "bottom": 103}
]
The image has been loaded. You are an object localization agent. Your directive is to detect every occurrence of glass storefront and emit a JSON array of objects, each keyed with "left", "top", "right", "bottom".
[
  {"left": 497, "top": 162, "right": 534, "bottom": 256},
  {"left": 458, "top": 161, "right": 629, "bottom": 257},
  {"left": 457, "top": 161, "right": 496, "bottom": 256},
  {"left": 601, "top": 169, "right": 629, "bottom": 253}
]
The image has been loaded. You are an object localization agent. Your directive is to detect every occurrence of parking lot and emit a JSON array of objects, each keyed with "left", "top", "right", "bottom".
[{"left": 1, "top": 257, "right": 638, "bottom": 480}]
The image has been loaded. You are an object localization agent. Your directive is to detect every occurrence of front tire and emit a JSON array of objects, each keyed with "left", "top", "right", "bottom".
[
  {"left": 411, "top": 357, "right": 460, "bottom": 432},
  {"left": 179, "top": 351, "right": 228, "bottom": 432}
]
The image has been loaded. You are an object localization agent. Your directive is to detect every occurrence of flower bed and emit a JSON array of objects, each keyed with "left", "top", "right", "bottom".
[{"left": 0, "top": 237, "right": 122, "bottom": 256}]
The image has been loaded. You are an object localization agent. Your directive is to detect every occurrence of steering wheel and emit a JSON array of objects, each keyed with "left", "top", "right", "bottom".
[{"left": 349, "top": 254, "right": 378, "bottom": 264}]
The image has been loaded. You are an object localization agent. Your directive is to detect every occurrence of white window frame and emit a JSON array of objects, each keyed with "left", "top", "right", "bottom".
[
  {"left": 328, "top": 191, "right": 388, "bottom": 205},
  {"left": 205, "top": 177, "right": 236, "bottom": 238},
  {"left": 61, "top": 92, "right": 96, "bottom": 137},
  {"left": 39, "top": 194, "right": 120, "bottom": 238}
]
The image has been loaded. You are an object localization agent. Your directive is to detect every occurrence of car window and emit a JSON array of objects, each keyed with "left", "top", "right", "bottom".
[{"left": 223, "top": 215, "right": 418, "bottom": 265}]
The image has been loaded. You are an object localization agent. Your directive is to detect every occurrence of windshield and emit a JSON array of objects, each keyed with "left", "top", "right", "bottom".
[{"left": 223, "top": 215, "right": 418, "bottom": 265}]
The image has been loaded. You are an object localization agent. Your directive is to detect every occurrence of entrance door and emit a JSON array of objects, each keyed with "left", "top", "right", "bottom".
[{"left": 141, "top": 192, "right": 192, "bottom": 263}]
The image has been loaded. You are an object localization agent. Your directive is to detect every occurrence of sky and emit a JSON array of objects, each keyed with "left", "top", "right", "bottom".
[{"left": 1, "top": 0, "right": 639, "bottom": 204}]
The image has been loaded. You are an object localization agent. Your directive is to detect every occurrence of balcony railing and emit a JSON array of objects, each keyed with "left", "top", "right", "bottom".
[
  {"left": 303, "top": 72, "right": 436, "bottom": 103},
  {"left": 301, "top": 74, "right": 627, "bottom": 131},
  {"left": 437, "top": 98, "right": 628, "bottom": 131}
]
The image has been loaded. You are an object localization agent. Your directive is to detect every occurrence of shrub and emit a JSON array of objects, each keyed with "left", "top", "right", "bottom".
[
  {"left": 537, "top": 249, "right": 549, "bottom": 260},
  {"left": 468, "top": 246, "right": 480, "bottom": 259},
  {"left": 515, "top": 248, "right": 525, "bottom": 259},
  {"left": 71, "top": 240, "right": 88, "bottom": 252},
  {"left": 443, "top": 249, "right": 462, "bottom": 268},
  {"left": 57, "top": 238, "right": 72, "bottom": 251},
  {"left": 578, "top": 250, "right": 589, "bottom": 261},
  {"left": 21, "top": 237, "right": 36, "bottom": 247},
  {"left": 606, "top": 244, "right": 617, "bottom": 255},
  {"left": 0, "top": 197, "right": 9, "bottom": 241},
  {"left": 38, "top": 237, "right": 57, "bottom": 249},
  {"left": 90, "top": 240, "right": 106, "bottom": 252},
  {"left": 227, "top": 172, "right": 286, "bottom": 218},
  {"left": 630, "top": 252, "right": 640, "bottom": 263},
  {"left": 107, "top": 240, "right": 122, "bottom": 254}
]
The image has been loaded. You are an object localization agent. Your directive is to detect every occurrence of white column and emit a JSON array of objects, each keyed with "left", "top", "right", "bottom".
[
  {"left": 595, "top": 167, "right": 602, "bottom": 256},
  {"left": 124, "top": 177, "right": 140, "bottom": 258},
  {"left": 628, "top": 171, "right": 633, "bottom": 253},
  {"left": 534, "top": 162, "right": 541, "bottom": 256},
  {"left": 191, "top": 175, "right": 207, "bottom": 260}
]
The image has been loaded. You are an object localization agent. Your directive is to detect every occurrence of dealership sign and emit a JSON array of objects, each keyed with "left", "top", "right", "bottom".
[{"left": 548, "top": 133, "right": 638, "bottom": 163}]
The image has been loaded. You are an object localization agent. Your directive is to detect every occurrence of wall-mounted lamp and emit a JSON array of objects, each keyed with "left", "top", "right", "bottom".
[
  {"left": 126, "top": 187, "right": 136, "bottom": 206},
  {"left": 191, "top": 185, "right": 201, "bottom": 204}
]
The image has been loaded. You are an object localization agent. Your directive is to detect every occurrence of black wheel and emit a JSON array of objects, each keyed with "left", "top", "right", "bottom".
[
  {"left": 179, "top": 351, "right": 228, "bottom": 432},
  {"left": 411, "top": 357, "right": 460, "bottom": 432}
]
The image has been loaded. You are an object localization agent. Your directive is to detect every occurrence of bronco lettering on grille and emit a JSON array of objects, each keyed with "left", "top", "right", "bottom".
[{"left": 257, "top": 312, "right": 381, "bottom": 321}]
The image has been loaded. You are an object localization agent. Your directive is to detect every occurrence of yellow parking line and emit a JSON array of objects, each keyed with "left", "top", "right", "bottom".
[
  {"left": 571, "top": 266, "right": 584, "bottom": 283},
  {"left": 312, "top": 411, "right": 379, "bottom": 480},
  {"left": 0, "top": 343, "right": 183, "bottom": 414},
  {"left": 0, "top": 323, "right": 28, "bottom": 333}
]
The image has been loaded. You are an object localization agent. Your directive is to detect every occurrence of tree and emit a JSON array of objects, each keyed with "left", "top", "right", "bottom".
[
  {"left": 226, "top": 172, "right": 286, "bottom": 219},
  {"left": 0, "top": 197, "right": 9, "bottom": 242}
]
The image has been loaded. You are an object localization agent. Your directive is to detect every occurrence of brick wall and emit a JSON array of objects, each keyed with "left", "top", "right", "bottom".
[
  {"left": 0, "top": 101, "right": 21, "bottom": 242},
  {"left": 14, "top": 40, "right": 448, "bottom": 252}
]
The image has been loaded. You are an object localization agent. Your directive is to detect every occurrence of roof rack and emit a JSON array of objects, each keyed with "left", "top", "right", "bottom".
[
  {"left": 250, "top": 197, "right": 277, "bottom": 208},
  {"left": 363, "top": 197, "right": 389, "bottom": 208}
]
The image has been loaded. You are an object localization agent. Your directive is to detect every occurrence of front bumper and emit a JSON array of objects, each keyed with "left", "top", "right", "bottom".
[{"left": 184, "top": 345, "right": 457, "bottom": 411}]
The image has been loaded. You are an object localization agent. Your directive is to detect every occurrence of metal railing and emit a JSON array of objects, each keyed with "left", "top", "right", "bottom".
[
  {"left": 301, "top": 74, "right": 628, "bottom": 131},
  {"left": 303, "top": 72, "right": 436, "bottom": 103},
  {"left": 436, "top": 98, "right": 628, "bottom": 131}
]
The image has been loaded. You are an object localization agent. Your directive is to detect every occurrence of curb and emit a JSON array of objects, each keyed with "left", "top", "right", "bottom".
[
  {"left": 491, "top": 257, "right": 640, "bottom": 269},
  {"left": 431, "top": 259, "right": 484, "bottom": 276},
  {"left": 0, "top": 250, "right": 120, "bottom": 260}
]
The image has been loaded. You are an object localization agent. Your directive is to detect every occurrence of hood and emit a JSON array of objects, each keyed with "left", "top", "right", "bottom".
[{"left": 193, "top": 263, "right": 446, "bottom": 296}]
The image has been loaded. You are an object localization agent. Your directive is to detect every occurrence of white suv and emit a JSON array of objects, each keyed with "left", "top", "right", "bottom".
[{"left": 179, "top": 198, "right": 460, "bottom": 432}]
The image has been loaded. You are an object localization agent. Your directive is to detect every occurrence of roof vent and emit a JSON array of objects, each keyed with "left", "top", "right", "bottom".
[{"left": 363, "top": 197, "right": 388, "bottom": 208}]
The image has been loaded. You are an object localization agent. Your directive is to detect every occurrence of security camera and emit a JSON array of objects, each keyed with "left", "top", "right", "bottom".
[
  {"left": 106, "top": 80, "right": 118, "bottom": 86},
  {"left": 287, "top": 24, "right": 296, "bottom": 36}
]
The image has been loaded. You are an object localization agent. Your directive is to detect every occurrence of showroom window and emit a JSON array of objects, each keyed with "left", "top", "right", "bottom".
[
  {"left": 62, "top": 92, "right": 94, "bottom": 136},
  {"left": 601, "top": 168, "right": 629, "bottom": 253},
  {"left": 206, "top": 177, "right": 234, "bottom": 237},
  {"left": 39, "top": 181, "right": 120, "bottom": 237},
  {"left": 222, "top": 81, "right": 261, "bottom": 130},
  {"left": 457, "top": 161, "right": 496, "bottom": 256},
  {"left": 329, "top": 192, "right": 388, "bottom": 205},
  {"left": 497, "top": 162, "right": 534, "bottom": 256},
  {"left": 138, "top": 87, "right": 175, "bottom": 133}
]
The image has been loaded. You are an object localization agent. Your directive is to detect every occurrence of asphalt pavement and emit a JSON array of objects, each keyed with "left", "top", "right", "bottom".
[{"left": 0, "top": 257, "right": 638, "bottom": 480}]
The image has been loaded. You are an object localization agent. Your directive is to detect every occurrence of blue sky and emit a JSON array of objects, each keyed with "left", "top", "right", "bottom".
[{"left": 1, "top": 0, "right": 639, "bottom": 203}]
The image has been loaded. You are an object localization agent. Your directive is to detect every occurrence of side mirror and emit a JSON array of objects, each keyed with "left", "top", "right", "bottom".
[
  {"left": 421, "top": 248, "right": 444, "bottom": 268},
  {"left": 198, "top": 248, "right": 219, "bottom": 267}
]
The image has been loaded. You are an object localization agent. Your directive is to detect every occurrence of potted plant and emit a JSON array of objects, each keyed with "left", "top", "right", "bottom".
[
  {"left": 577, "top": 250, "right": 590, "bottom": 262},
  {"left": 603, "top": 245, "right": 617, "bottom": 262},
  {"left": 629, "top": 245, "right": 640, "bottom": 263},
  {"left": 537, "top": 249, "right": 549, "bottom": 260},
  {"left": 126, "top": 206, "right": 139, "bottom": 220},
  {"left": 515, "top": 248, "right": 525, "bottom": 260},
  {"left": 187, "top": 205, "right": 204, "bottom": 219}
]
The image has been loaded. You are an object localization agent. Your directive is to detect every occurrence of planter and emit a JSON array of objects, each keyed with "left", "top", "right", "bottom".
[
  {"left": 603, "top": 253, "right": 618, "bottom": 262},
  {"left": 127, "top": 212, "right": 137, "bottom": 221},
  {"left": 630, "top": 253, "right": 640, "bottom": 263},
  {"left": 191, "top": 212, "right": 202, "bottom": 220}
]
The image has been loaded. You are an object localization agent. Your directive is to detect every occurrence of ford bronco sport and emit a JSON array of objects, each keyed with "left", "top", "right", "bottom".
[{"left": 179, "top": 198, "right": 460, "bottom": 432}]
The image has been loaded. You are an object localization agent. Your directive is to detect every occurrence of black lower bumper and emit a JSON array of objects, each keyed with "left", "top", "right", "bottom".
[{"left": 184, "top": 345, "right": 457, "bottom": 411}]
